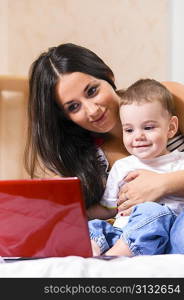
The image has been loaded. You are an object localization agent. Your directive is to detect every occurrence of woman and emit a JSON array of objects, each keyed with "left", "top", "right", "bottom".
[{"left": 25, "top": 43, "right": 184, "bottom": 223}]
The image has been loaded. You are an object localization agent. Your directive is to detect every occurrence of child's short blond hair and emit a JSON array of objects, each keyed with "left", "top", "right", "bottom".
[{"left": 117, "top": 79, "right": 175, "bottom": 116}]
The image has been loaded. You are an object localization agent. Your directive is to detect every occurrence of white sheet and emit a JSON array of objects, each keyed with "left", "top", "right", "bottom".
[{"left": 0, "top": 254, "right": 184, "bottom": 277}]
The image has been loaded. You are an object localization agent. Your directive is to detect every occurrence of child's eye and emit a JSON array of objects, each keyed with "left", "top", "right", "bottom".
[
  {"left": 87, "top": 86, "right": 98, "bottom": 97},
  {"left": 124, "top": 128, "right": 133, "bottom": 133},
  {"left": 144, "top": 126, "right": 154, "bottom": 130}
]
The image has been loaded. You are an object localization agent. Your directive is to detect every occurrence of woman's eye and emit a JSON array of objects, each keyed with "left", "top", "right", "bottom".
[
  {"left": 67, "top": 102, "right": 80, "bottom": 112},
  {"left": 87, "top": 86, "right": 97, "bottom": 97}
]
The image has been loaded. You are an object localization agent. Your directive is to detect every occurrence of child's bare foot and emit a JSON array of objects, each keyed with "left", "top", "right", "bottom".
[
  {"left": 91, "top": 240, "right": 101, "bottom": 256},
  {"left": 105, "top": 239, "right": 132, "bottom": 257}
]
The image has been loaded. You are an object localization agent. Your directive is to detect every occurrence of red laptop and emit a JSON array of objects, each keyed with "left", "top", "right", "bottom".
[{"left": 0, "top": 177, "right": 92, "bottom": 258}]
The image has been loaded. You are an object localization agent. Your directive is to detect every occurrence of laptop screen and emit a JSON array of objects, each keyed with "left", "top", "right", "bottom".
[{"left": 0, "top": 178, "right": 92, "bottom": 258}]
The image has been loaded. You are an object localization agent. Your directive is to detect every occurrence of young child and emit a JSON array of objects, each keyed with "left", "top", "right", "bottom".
[{"left": 89, "top": 78, "right": 184, "bottom": 256}]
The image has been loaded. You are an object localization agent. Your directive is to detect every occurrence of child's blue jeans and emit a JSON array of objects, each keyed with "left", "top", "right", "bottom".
[{"left": 88, "top": 202, "right": 178, "bottom": 255}]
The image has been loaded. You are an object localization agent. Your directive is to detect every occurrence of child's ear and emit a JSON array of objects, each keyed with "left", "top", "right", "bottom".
[{"left": 168, "top": 116, "right": 178, "bottom": 139}]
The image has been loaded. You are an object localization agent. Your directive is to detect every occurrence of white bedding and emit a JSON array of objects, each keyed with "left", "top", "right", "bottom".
[{"left": 0, "top": 254, "right": 184, "bottom": 278}]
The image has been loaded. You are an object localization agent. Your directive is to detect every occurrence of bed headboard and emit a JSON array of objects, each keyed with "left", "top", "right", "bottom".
[{"left": 0, "top": 75, "right": 29, "bottom": 179}]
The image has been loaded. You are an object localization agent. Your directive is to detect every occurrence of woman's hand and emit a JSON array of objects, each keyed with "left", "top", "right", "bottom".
[{"left": 117, "top": 169, "right": 165, "bottom": 216}]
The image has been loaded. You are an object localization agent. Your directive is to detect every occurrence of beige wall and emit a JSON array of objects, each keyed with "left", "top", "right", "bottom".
[
  {"left": 2, "top": 0, "right": 169, "bottom": 87},
  {"left": 0, "top": 0, "right": 170, "bottom": 178}
]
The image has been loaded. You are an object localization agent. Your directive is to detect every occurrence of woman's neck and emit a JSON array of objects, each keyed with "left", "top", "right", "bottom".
[
  {"left": 108, "top": 117, "right": 123, "bottom": 140},
  {"left": 101, "top": 119, "right": 129, "bottom": 168}
]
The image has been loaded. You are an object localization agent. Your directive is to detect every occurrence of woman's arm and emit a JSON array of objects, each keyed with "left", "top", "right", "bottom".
[
  {"left": 117, "top": 169, "right": 184, "bottom": 215},
  {"left": 162, "top": 81, "right": 184, "bottom": 134}
]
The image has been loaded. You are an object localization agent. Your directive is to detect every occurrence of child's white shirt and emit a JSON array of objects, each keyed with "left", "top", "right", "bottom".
[{"left": 100, "top": 150, "right": 184, "bottom": 228}]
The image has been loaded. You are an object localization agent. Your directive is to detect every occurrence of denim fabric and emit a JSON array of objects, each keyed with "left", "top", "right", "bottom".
[
  {"left": 89, "top": 202, "right": 177, "bottom": 255},
  {"left": 168, "top": 210, "right": 184, "bottom": 254},
  {"left": 121, "top": 202, "right": 176, "bottom": 255},
  {"left": 88, "top": 219, "right": 122, "bottom": 254}
]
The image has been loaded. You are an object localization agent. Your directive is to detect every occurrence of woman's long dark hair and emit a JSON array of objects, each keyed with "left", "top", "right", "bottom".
[{"left": 25, "top": 43, "right": 116, "bottom": 208}]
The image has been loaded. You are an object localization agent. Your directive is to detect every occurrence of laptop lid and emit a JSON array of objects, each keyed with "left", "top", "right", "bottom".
[{"left": 0, "top": 177, "right": 92, "bottom": 258}]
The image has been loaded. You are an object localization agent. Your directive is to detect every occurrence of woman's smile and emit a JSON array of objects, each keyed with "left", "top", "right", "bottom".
[{"left": 91, "top": 110, "right": 107, "bottom": 124}]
